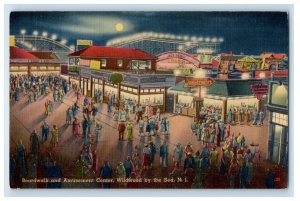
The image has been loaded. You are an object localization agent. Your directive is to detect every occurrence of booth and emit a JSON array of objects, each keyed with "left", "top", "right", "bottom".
[{"left": 203, "top": 79, "right": 261, "bottom": 122}]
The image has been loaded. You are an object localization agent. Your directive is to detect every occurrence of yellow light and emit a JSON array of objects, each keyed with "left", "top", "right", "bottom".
[
  {"left": 174, "top": 69, "right": 181, "bottom": 76},
  {"left": 259, "top": 72, "right": 266, "bottom": 79},
  {"left": 194, "top": 69, "right": 206, "bottom": 78},
  {"left": 241, "top": 73, "right": 250, "bottom": 80},
  {"left": 115, "top": 23, "right": 124, "bottom": 32}
]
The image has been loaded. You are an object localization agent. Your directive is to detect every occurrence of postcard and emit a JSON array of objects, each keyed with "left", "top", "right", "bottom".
[{"left": 9, "top": 11, "right": 289, "bottom": 189}]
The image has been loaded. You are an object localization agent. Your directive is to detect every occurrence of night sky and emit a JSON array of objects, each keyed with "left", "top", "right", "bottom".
[{"left": 10, "top": 11, "right": 289, "bottom": 55}]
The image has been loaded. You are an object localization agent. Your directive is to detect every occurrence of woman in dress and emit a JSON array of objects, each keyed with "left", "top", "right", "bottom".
[{"left": 51, "top": 125, "right": 59, "bottom": 147}]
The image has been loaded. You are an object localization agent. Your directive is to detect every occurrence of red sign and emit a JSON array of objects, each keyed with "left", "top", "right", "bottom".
[
  {"left": 184, "top": 77, "right": 215, "bottom": 87},
  {"left": 250, "top": 84, "right": 269, "bottom": 100}
]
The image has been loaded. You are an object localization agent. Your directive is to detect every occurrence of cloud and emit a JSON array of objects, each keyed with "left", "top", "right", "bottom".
[{"left": 61, "top": 15, "right": 134, "bottom": 35}]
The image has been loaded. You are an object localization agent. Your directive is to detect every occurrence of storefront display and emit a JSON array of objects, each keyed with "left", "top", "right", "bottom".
[
  {"left": 140, "top": 94, "right": 163, "bottom": 106},
  {"left": 120, "top": 91, "right": 138, "bottom": 102}
]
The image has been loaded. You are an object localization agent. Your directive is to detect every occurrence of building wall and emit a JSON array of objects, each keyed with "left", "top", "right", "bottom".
[{"left": 71, "top": 56, "right": 156, "bottom": 71}]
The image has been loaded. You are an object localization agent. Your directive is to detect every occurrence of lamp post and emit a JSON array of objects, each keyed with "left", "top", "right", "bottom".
[
  {"left": 33, "top": 30, "right": 38, "bottom": 50},
  {"left": 42, "top": 31, "right": 48, "bottom": 38},
  {"left": 20, "top": 29, "right": 26, "bottom": 42}
]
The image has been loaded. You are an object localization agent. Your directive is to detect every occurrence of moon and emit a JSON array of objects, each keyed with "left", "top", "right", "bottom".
[{"left": 115, "top": 23, "right": 124, "bottom": 32}]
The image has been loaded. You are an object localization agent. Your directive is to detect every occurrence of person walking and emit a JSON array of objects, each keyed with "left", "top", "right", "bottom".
[
  {"left": 118, "top": 120, "right": 126, "bottom": 141},
  {"left": 66, "top": 107, "right": 73, "bottom": 125},
  {"left": 81, "top": 117, "right": 89, "bottom": 139},
  {"left": 126, "top": 121, "right": 133, "bottom": 141},
  {"left": 99, "top": 161, "right": 112, "bottom": 188},
  {"left": 259, "top": 110, "right": 265, "bottom": 126},
  {"left": 142, "top": 143, "right": 151, "bottom": 170},
  {"left": 138, "top": 118, "right": 144, "bottom": 136},
  {"left": 45, "top": 100, "right": 50, "bottom": 116},
  {"left": 124, "top": 156, "right": 134, "bottom": 178},
  {"left": 95, "top": 123, "right": 102, "bottom": 143},
  {"left": 72, "top": 117, "right": 81, "bottom": 137},
  {"left": 173, "top": 143, "right": 183, "bottom": 166},
  {"left": 16, "top": 139, "right": 26, "bottom": 176},
  {"left": 160, "top": 141, "right": 168, "bottom": 168},
  {"left": 51, "top": 125, "right": 59, "bottom": 147},
  {"left": 227, "top": 109, "right": 232, "bottom": 124},
  {"left": 30, "top": 129, "right": 40, "bottom": 157},
  {"left": 253, "top": 109, "right": 259, "bottom": 125},
  {"left": 41, "top": 121, "right": 50, "bottom": 143}
]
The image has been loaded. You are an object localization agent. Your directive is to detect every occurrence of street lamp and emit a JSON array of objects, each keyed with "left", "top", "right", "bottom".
[
  {"left": 20, "top": 29, "right": 26, "bottom": 42},
  {"left": 69, "top": 45, "right": 75, "bottom": 51},
  {"left": 51, "top": 34, "right": 57, "bottom": 40},
  {"left": 60, "top": 39, "right": 67, "bottom": 45},
  {"left": 205, "top": 37, "right": 211, "bottom": 43},
  {"left": 33, "top": 30, "right": 38, "bottom": 49},
  {"left": 33, "top": 30, "right": 39, "bottom": 36},
  {"left": 42, "top": 31, "right": 48, "bottom": 38}
]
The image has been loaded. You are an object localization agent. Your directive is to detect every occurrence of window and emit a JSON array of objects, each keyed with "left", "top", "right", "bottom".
[
  {"left": 147, "top": 61, "right": 152, "bottom": 69},
  {"left": 75, "top": 58, "right": 80, "bottom": 65},
  {"left": 101, "top": 59, "right": 106, "bottom": 68},
  {"left": 117, "top": 60, "right": 123, "bottom": 68},
  {"left": 19, "top": 66, "right": 27, "bottom": 70},
  {"left": 69, "top": 57, "right": 75, "bottom": 65},
  {"left": 10, "top": 66, "right": 18, "bottom": 71},
  {"left": 131, "top": 60, "right": 150, "bottom": 70},
  {"left": 272, "top": 112, "right": 288, "bottom": 126}
]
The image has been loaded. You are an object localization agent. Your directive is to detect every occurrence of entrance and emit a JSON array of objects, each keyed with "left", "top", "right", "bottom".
[
  {"left": 271, "top": 124, "right": 288, "bottom": 166},
  {"left": 165, "top": 93, "right": 174, "bottom": 113}
]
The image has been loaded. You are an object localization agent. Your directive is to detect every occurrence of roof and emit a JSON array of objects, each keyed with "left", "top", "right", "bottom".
[
  {"left": 261, "top": 52, "right": 287, "bottom": 60},
  {"left": 68, "top": 46, "right": 157, "bottom": 59},
  {"left": 28, "top": 51, "right": 59, "bottom": 60},
  {"left": 220, "top": 55, "right": 247, "bottom": 61},
  {"left": 237, "top": 56, "right": 260, "bottom": 62},
  {"left": 169, "top": 81, "right": 192, "bottom": 93},
  {"left": 206, "top": 79, "right": 262, "bottom": 97},
  {"left": 10, "top": 46, "right": 38, "bottom": 60}
]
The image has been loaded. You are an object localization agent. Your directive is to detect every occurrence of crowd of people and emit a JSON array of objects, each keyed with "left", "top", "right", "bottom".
[
  {"left": 9, "top": 74, "right": 279, "bottom": 189},
  {"left": 227, "top": 108, "right": 265, "bottom": 126}
]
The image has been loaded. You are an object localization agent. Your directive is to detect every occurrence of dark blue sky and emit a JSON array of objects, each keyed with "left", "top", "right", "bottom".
[{"left": 10, "top": 11, "right": 289, "bottom": 55}]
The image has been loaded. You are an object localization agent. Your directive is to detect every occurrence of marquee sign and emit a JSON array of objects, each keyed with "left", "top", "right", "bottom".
[
  {"left": 76, "top": 40, "right": 93, "bottom": 46},
  {"left": 173, "top": 68, "right": 193, "bottom": 75},
  {"left": 157, "top": 51, "right": 201, "bottom": 67},
  {"left": 184, "top": 77, "right": 215, "bottom": 87},
  {"left": 250, "top": 84, "right": 269, "bottom": 100}
]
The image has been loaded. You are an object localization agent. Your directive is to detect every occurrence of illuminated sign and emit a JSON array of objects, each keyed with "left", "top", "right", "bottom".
[
  {"left": 250, "top": 84, "right": 269, "bottom": 101},
  {"left": 173, "top": 68, "right": 193, "bottom": 75},
  {"left": 10, "top": 35, "right": 15, "bottom": 46},
  {"left": 269, "top": 83, "right": 288, "bottom": 107},
  {"left": 79, "top": 59, "right": 90, "bottom": 67},
  {"left": 184, "top": 77, "right": 215, "bottom": 87},
  {"left": 76, "top": 40, "right": 93, "bottom": 46},
  {"left": 90, "top": 60, "right": 101, "bottom": 70},
  {"left": 157, "top": 51, "right": 200, "bottom": 67}
]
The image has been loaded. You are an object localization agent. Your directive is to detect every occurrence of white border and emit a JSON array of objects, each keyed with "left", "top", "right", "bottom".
[{"left": 1, "top": 3, "right": 296, "bottom": 199}]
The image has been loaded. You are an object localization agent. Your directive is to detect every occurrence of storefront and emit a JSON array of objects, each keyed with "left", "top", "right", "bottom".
[
  {"left": 168, "top": 81, "right": 202, "bottom": 117},
  {"left": 77, "top": 67, "right": 175, "bottom": 112},
  {"left": 203, "top": 79, "right": 261, "bottom": 122},
  {"left": 10, "top": 47, "right": 64, "bottom": 76},
  {"left": 267, "top": 81, "right": 288, "bottom": 166}
]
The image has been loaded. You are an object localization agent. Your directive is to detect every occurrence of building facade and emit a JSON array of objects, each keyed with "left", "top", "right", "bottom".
[
  {"left": 68, "top": 46, "right": 175, "bottom": 112},
  {"left": 267, "top": 81, "right": 288, "bottom": 166},
  {"left": 10, "top": 46, "right": 63, "bottom": 75}
]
